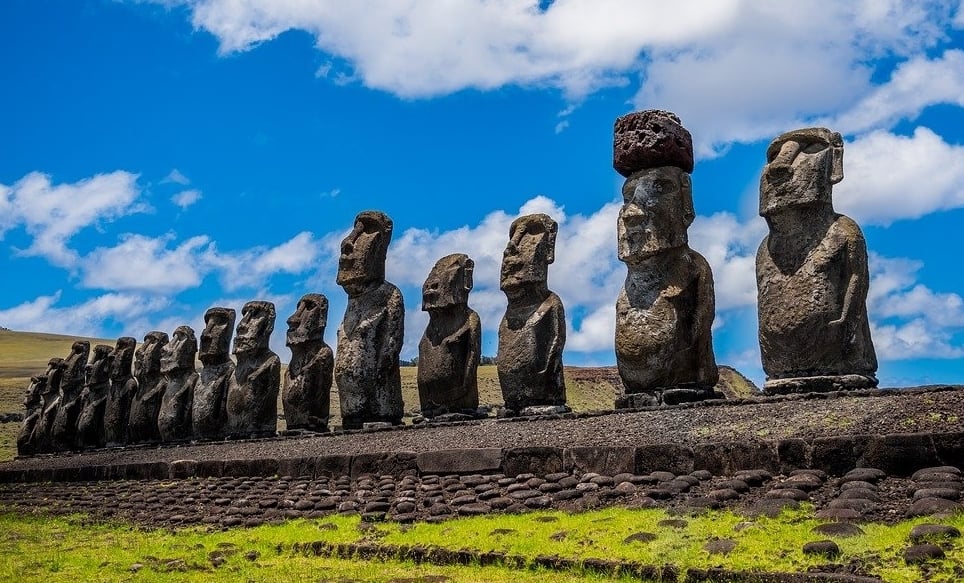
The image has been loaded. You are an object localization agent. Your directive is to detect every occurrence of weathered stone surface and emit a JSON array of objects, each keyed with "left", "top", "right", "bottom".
[
  {"left": 503, "top": 447, "right": 564, "bottom": 477},
  {"left": 418, "top": 254, "right": 481, "bottom": 418},
  {"left": 50, "top": 341, "right": 89, "bottom": 451},
  {"left": 613, "top": 109, "right": 694, "bottom": 177},
  {"left": 227, "top": 301, "right": 281, "bottom": 438},
  {"left": 859, "top": 434, "right": 939, "bottom": 476},
  {"left": 416, "top": 449, "right": 503, "bottom": 475},
  {"left": 335, "top": 211, "right": 405, "bottom": 429},
  {"left": 614, "top": 113, "right": 717, "bottom": 404},
  {"left": 76, "top": 344, "right": 113, "bottom": 449},
  {"left": 193, "top": 307, "right": 235, "bottom": 440},
  {"left": 104, "top": 337, "right": 136, "bottom": 447},
  {"left": 635, "top": 443, "right": 694, "bottom": 475},
  {"left": 157, "top": 326, "right": 198, "bottom": 442},
  {"left": 31, "top": 358, "right": 64, "bottom": 453},
  {"left": 497, "top": 214, "right": 567, "bottom": 412},
  {"left": 16, "top": 375, "right": 46, "bottom": 456},
  {"left": 128, "top": 331, "right": 168, "bottom": 444},
  {"left": 757, "top": 127, "right": 878, "bottom": 394},
  {"left": 283, "top": 294, "right": 333, "bottom": 432},
  {"left": 564, "top": 447, "right": 635, "bottom": 476}
]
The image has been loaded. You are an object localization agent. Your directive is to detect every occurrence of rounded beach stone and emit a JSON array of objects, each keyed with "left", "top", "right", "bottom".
[
  {"left": 904, "top": 543, "right": 945, "bottom": 564},
  {"left": 909, "top": 523, "right": 961, "bottom": 543},
  {"left": 803, "top": 540, "right": 840, "bottom": 558}
]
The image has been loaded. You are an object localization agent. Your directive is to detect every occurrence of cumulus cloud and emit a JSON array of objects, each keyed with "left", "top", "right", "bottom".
[
  {"left": 0, "top": 171, "right": 145, "bottom": 267},
  {"left": 171, "top": 189, "right": 202, "bottom": 209},
  {"left": 0, "top": 291, "right": 171, "bottom": 338},
  {"left": 835, "top": 127, "right": 964, "bottom": 226},
  {"left": 81, "top": 233, "right": 212, "bottom": 292},
  {"left": 203, "top": 231, "right": 322, "bottom": 291}
]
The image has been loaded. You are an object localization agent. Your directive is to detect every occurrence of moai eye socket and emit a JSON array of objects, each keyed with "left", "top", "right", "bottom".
[{"left": 801, "top": 140, "right": 828, "bottom": 155}]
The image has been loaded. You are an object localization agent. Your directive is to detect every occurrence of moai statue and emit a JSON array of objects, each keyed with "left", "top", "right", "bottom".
[
  {"left": 193, "top": 307, "right": 236, "bottom": 440},
  {"left": 16, "top": 375, "right": 46, "bottom": 456},
  {"left": 103, "top": 337, "right": 137, "bottom": 447},
  {"left": 612, "top": 110, "right": 719, "bottom": 408},
  {"left": 417, "top": 254, "right": 482, "bottom": 419},
  {"left": 226, "top": 301, "right": 281, "bottom": 438},
  {"left": 127, "top": 331, "right": 168, "bottom": 444},
  {"left": 32, "top": 357, "right": 64, "bottom": 453},
  {"left": 283, "top": 294, "right": 334, "bottom": 433},
  {"left": 76, "top": 344, "right": 112, "bottom": 449},
  {"left": 50, "top": 341, "right": 89, "bottom": 450},
  {"left": 335, "top": 211, "right": 405, "bottom": 429},
  {"left": 756, "top": 127, "right": 877, "bottom": 394},
  {"left": 157, "top": 326, "right": 198, "bottom": 442},
  {"left": 497, "top": 213, "right": 568, "bottom": 415}
]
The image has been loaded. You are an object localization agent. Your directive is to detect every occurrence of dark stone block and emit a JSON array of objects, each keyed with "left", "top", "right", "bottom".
[
  {"left": 277, "top": 457, "right": 316, "bottom": 478},
  {"left": 416, "top": 448, "right": 503, "bottom": 475},
  {"left": 563, "top": 447, "right": 635, "bottom": 475},
  {"left": 222, "top": 458, "right": 278, "bottom": 477},
  {"left": 351, "top": 452, "right": 417, "bottom": 478},
  {"left": 692, "top": 440, "right": 778, "bottom": 475},
  {"left": 810, "top": 435, "right": 870, "bottom": 476},
  {"left": 314, "top": 455, "right": 353, "bottom": 477},
  {"left": 501, "top": 447, "right": 563, "bottom": 477},
  {"left": 635, "top": 443, "right": 694, "bottom": 475},
  {"left": 777, "top": 438, "right": 810, "bottom": 474},
  {"left": 194, "top": 459, "right": 224, "bottom": 477},
  {"left": 168, "top": 459, "right": 198, "bottom": 479},
  {"left": 931, "top": 432, "right": 964, "bottom": 469},
  {"left": 859, "top": 433, "right": 938, "bottom": 476}
]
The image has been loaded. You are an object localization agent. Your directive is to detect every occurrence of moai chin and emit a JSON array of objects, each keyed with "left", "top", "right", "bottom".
[
  {"left": 104, "top": 337, "right": 137, "bottom": 447},
  {"left": 17, "top": 375, "right": 46, "bottom": 456},
  {"left": 335, "top": 211, "right": 405, "bottom": 430},
  {"left": 612, "top": 110, "right": 719, "bottom": 408},
  {"left": 76, "top": 343, "right": 113, "bottom": 449},
  {"left": 157, "top": 326, "right": 198, "bottom": 442},
  {"left": 497, "top": 213, "right": 568, "bottom": 415},
  {"left": 418, "top": 254, "right": 482, "bottom": 419},
  {"left": 127, "top": 331, "right": 168, "bottom": 444},
  {"left": 50, "top": 341, "right": 89, "bottom": 451},
  {"left": 283, "top": 293, "right": 334, "bottom": 432},
  {"left": 193, "top": 307, "right": 236, "bottom": 440},
  {"left": 226, "top": 301, "right": 281, "bottom": 437},
  {"left": 756, "top": 127, "right": 877, "bottom": 394},
  {"left": 33, "top": 357, "right": 64, "bottom": 453}
]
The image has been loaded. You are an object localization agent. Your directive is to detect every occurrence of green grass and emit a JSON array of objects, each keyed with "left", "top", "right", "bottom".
[{"left": 2, "top": 507, "right": 963, "bottom": 582}]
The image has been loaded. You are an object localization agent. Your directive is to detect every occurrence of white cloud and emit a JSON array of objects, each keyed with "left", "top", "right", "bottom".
[
  {"left": 0, "top": 171, "right": 145, "bottom": 267},
  {"left": 0, "top": 292, "right": 170, "bottom": 338},
  {"left": 835, "top": 127, "right": 964, "bottom": 226},
  {"left": 81, "top": 233, "right": 212, "bottom": 292},
  {"left": 162, "top": 168, "right": 191, "bottom": 185},
  {"left": 689, "top": 213, "right": 765, "bottom": 311},
  {"left": 320, "top": 188, "right": 341, "bottom": 198},
  {"left": 203, "top": 231, "right": 322, "bottom": 291},
  {"left": 171, "top": 188, "right": 202, "bottom": 209}
]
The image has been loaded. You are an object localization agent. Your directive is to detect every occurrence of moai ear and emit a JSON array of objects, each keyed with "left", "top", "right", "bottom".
[
  {"left": 545, "top": 221, "right": 558, "bottom": 265},
  {"left": 680, "top": 172, "right": 696, "bottom": 227},
  {"left": 463, "top": 257, "right": 475, "bottom": 292},
  {"left": 830, "top": 131, "right": 844, "bottom": 185}
]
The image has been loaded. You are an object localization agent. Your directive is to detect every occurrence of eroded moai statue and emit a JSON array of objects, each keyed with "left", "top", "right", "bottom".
[
  {"left": 612, "top": 110, "right": 718, "bottom": 408},
  {"left": 335, "top": 211, "right": 405, "bottom": 429},
  {"left": 157, "top": 326, "right": 198, "bottom": 441},
  {"left": 33, "top": 357, "right": 64, "bottom": 453},
  {"left": 497, "top": 213, "right": 568, "bottom": 414},
  {"left": 418, "top": 254, "right": 482, "bottom": 419},
  {"left": 76, "top": 344, "right": 112, "bottom": 449},
  {"left": 226, "top": 301, "right": 281, "bottom": 437},
  {"left": 50, "top": 341, "right": 89, "bottom": 450},
  {"left": 757, "top": 127, "right": 877, "bottom": 394},
  {"left": 16, "top": 375, "right": 46, "bottom": 456},
  {"left": 104, "top": 337, "right": 137, "bottom": 447},
  {"left": 283, "top": 294, "right": 334, "bottom": 432},
  {"left": 127, "top": 331, "right": 168, "bottom": 444},
  {"left": 193, "top": 307, "right": 236, "bottom": 440}
]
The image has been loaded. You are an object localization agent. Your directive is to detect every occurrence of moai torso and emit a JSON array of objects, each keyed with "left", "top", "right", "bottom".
[
  {"left": 50, "top": 341, "right": 89, "bottom": 451},
  {"left": 334, "top": 211, "right": 404, "bottom": 429},
  {"left": 76, "top": 344, "right": 112, "bottom": 449},
  {"left": 417, "top": 254, "right": 482, "bottom": 417},
  {"left": 127, "top": 331, "right": 168, "bottom": 444},
  {"left": 104, "top": 337, "right": 136, "bottom": 447},
  {"left": 612, "top": 111, "right": 718, "bottom": 407},
  {"left": 756, "top": 128, "right": 877, "bottom": 393},
  {"left": 193, "top": 307, "right": 235, "bottom": 440},
  {"left": 283, "top": 294, "right": 334, "bottom": 432},
  {"left": 17, "top": 375, "right": 46, "bottom": 456},
  {"left": 226, "top": 301, "right": 281, "bottom": 437},
  {"left": 496, "top": 214, "right": 567, "bottom": 413},
  {"left": 157, "top": 326, "right": 198, "bottom": 442}
]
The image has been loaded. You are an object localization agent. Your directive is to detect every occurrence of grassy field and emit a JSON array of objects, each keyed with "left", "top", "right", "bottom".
[{"left": 2, "top": 505, "right": 962, "bottom": 582}]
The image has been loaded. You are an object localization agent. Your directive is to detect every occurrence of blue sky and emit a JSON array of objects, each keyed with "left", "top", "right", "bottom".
[{"left": 2, "top": 0, "right": 963, "bottom": 387}]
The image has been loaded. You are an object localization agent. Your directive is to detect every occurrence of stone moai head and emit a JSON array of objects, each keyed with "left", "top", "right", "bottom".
[
  {"left": 199, "top": 307, "right": 236, "bottom": 365},
  {"left": 86, "top": 344, "right": 113, "bottom": 385},
  {"left": 500, "top": 214, "right": 557, "bottom": 294},
  {"left": 286, "top": 294, "right": 328, "bottom": 347},
  {"left": 336, "top": 211, "right": 393, "bottom": 294},
  {"left": 44, "top": 358, "right": 64, "bottom": 396},
  {"left": 161, "top": 326, "right": 197, "bottom": 374},
  {"left": 134, "top": 331, "right": 168, "bottom": 378},
  {"left": 760, "top": 127, "right": 844, "bottom": 218},
  {"left": 234, "top": 301, "right": 275, "bottom": 356},
  {"left": 109, "top": 337, "right": 136, "bottom": 382},
  {"left": 63, "top": 341, "right": 90, "bottom": 388},
  {"left": 25, "top": 375, "right": 46, "bottom": 409},
  {"left": 423, "top": 253, "right": 474, "bottom": 312}
]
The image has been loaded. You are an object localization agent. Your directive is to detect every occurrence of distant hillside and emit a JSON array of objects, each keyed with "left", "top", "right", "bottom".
[{"left": 0, "top": 329, "right": 112, "bottom": 378}]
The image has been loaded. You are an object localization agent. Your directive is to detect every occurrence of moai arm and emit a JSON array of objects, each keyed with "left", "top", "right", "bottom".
[
  {"left": 539, "top": 297, "right": 566, "bottom": 377},
  {"left": 829, "top": 218, "right": 870, "bottom": 334},
  {"left": 381, "top": 286, "right": 405, "bottom": 374},
  {"left": 464, "top": 311, "right": 482, "bottom": 387},
  {"left": 693, "top": 254, "right": 719, "bottom": 386}
]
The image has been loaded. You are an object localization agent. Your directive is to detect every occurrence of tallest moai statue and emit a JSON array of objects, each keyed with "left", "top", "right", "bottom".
[
  {"left": 756, "top": 128, "right": 877, "bottom": 394},
  {"left": 613, "top": 110, "right": 719, "bottom": 408}
]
